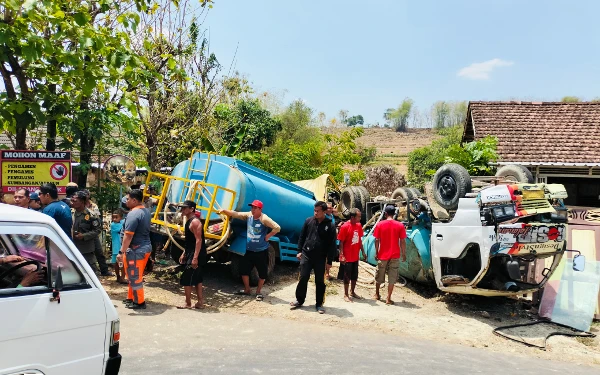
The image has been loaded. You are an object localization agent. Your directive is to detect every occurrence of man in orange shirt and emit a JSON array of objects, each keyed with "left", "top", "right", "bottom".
[
  {"left": 373, "top": 205, "right": 407, "bottom": 305},
  {"left": 337, "top": 208, "right": 366, "bottom": 302}
]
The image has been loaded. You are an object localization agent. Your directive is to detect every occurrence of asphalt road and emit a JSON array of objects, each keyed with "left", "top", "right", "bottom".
[{"left": 116, "top": 300, "right": 600, "bottom": 375}]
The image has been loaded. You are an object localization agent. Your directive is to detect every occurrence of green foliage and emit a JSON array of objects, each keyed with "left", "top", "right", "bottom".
[
  {"left": 0, "top": 0, "right": 153, "bottom": 149},
  {"left": 345, "top": 114, "right": 364, "bottom": 127},
  {"left": 278, "top": 99, "right": 319, "bottom": 144},
  {"left": 88, "top": 181, "right": 124, "bottom": 215},
  {"left": 407, "top": 125, "right": 498, "bottom": 188},
  {"left": 241, "top": 127, "right": 369, "bottom": 184},
  {"left": 215, "top": 99, "right": 282, "bottom": 155},
  {"left": 561, "top": 96, "right": 581, "bottom": 103},
  {"left": 445, "top": 136, "right": 498, "bottom": 176},
  {"left": 384, "top": 98, "right": 413, "bottom": 132},
  {"left": 407, "top": 125, "right": 463, "bottom": 189}
]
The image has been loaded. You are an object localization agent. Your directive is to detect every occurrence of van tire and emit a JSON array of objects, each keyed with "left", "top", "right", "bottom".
[
  {"left": 433, "top": 163, "right": 471, "bottom": 210},
  {"left": 408, "top": 188, "right": 422, "bottom": 198},
  {"left": 495, "top": 164, "right": 534, "bottom": 183}
]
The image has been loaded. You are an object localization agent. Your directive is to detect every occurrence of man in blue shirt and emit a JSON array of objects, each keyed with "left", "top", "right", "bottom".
[{"left": 39, "top": 183, "right": 73, "bottom": 240}]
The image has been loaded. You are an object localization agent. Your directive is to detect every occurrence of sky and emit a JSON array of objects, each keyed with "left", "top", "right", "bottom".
[{"left": 201, "top": 0, "right": 600, "bottom": 125}]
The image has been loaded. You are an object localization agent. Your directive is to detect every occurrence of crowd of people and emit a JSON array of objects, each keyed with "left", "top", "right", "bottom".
[{"left": 3, "top": 182, "right": 408, "bottom": 314}]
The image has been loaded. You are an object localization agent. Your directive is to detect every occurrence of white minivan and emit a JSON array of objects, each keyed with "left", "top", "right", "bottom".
[{"left": 0, "top": 204, "right": 121, "bottom": 375}]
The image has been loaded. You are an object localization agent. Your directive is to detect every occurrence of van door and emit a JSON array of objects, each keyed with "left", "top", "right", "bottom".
[
  {"left": 0, "top": 223, "right": 107, "bottom": 375},
  {"left": 430, "top": 199, "right": 487, "bottom": 287}
]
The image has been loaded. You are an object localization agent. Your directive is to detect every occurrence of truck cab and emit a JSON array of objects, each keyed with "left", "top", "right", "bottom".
[{"left": 0, "top": 204, "right": 121, "bottom": 375}]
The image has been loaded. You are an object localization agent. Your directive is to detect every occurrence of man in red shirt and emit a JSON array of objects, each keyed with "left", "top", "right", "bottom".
[
  {"left": 337, "top": 208, "right": 366, "bottom": 302},
  {"left": 373, "top": 205, "right": 407, "bottom": 304}
]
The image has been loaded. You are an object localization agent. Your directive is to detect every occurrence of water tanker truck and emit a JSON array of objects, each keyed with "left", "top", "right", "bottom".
[{"left": 144, "top": 151, "right": 316, "bottom": 282}]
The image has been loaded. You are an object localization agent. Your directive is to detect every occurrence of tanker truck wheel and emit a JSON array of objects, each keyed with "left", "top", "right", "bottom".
[
  {"left": 495, "top": 164, "right": 534, "bottom": 183},
  {"left": 340, "top": 187, "right": 359, "bottom": 218},
  {"left": 355, "top": 186, "right": 370, "bottom": 224}
]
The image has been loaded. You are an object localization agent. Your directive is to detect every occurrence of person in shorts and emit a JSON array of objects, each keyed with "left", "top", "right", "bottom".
[
  {"left": 219, "top": 200, "right": 280, "bottom": 301},
  {"left": 177, "top": 201, "right": 207, "bottom": 309},
  {"left": 373, "top": 205, "right": 407, "bottom": 305},
  {"left": 337, "top": 208, "right": 366, "bottom": 302}
]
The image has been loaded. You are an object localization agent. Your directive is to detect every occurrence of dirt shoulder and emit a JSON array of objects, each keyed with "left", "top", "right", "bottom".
[{"left": 102, "top": 260, "right": 600, "bottom": 367}]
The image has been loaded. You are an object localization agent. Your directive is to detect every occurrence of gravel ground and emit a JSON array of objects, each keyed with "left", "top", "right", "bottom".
[{"left": 101, "top": 258, "right": 600, "bottom": 367}]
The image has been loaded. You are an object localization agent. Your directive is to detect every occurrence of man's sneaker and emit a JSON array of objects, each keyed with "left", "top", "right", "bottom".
[
  {"left": 122, "top": 299, "right": 133, "bottom": 304},
  {"left": 127, "top": 302, "right": 146, "bottom": 310},
  {"left": 316, "top": 306, "right": 325, "bottom": 314}
]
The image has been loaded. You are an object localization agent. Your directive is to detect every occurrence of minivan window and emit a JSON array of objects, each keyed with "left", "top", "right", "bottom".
[{"left": 0, "top": 232, "right": 86, "bottom": 292}]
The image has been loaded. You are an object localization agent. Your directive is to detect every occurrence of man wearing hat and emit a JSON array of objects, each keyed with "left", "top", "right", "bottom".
[
  {"left": 62, "top": 182, "right": 79, "bottom": 207},
  {"left": 29, "top": 192, "right": 42, "bottom": 211},
  {"left": 176, "top": 200, "right": 207, "bottom": 309},
  {"left": 71, "top": 191, "right": 102, "bottom": 271},
  {"left": 219, "top": 200, "right": 280, "bottom": 301},
  {"left": 373, "top": 205, "right": 407, "bottom": 305}
]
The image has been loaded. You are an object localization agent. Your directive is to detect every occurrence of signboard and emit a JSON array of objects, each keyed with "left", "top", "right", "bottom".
[
  {"left": 494, "top": 222, "right": 567, "bottom": 255},
  {"left": 0, "top": 150, "right": 72, "bottom": 194}
]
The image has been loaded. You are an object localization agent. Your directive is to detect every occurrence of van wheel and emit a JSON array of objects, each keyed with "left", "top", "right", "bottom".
[
  {"left": 433, "top": 163, "right": 471, "bottom": 210},
  {"left": 340, "top": 187, "right": 362, "bottom": 217},
  {"left": 355, "top": 186, "right": 370, "bottom": 223},
  {"left": 495, "top": 164, "right": 534, "bottom": 183},
  {"left": 408, "top": 188, "right": 422, "bottom": 198}
]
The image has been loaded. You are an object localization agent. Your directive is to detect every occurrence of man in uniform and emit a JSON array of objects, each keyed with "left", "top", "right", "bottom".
[
  {"left": 118, "top": 189, "right": 152, "bottom": 310},
  {"left": 80, "top": 190, "right": 113, "bottom": 276},
  {"left": 71, "top": 191, "right": 102, "bottom": 271}
]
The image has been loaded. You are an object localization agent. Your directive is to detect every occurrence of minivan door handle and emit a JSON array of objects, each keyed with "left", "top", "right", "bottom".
[{"left": 436, "top": 234, "right": 443, "bottom": 240}]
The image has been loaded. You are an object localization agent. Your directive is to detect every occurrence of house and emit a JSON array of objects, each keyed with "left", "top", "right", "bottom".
[{"left": 463, "top": 101, "right": 600, "bottom": 208}]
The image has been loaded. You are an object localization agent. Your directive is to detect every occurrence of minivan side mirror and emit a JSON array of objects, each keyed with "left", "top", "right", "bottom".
[{"left": 573, "top": 254, "right": 586, "bottom": 272}]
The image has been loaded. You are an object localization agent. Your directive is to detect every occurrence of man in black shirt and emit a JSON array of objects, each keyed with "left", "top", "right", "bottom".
[
  {"left": 290, "top": 201, "right": 337, "bottom": 314},
  {"left": 177, "top": 200, "right": 207, "bottom": 309}
]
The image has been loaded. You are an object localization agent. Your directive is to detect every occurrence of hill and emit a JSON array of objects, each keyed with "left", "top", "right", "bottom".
[{"left": 356, "top": 128, "right": 441, "bottom": 175}]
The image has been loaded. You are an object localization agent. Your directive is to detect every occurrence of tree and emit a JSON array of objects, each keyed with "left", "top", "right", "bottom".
[
  {"left": 432, "top": 101, "right": 450, "bottom": 129},
  {"left": 449, "top": 101, "right": 468, "bottom": 127},
  {"left": 346, "top": 114, "right": 364, "bottom": 127},
  {"left": 383, "top": 98, "right": 413, "bottom": 132},
  {"left": 561, "top": 96, "right": 581, "bottom": 103},
  {"left": 0, "top": 0, "right": 152, "bottom": 154},
  {"left": 278, "top": 99, "right": 318, "bottom": 144},
  {"left": 338, "top": 109, "right": 349, "bottom": 124},
  {"left": 317, "top": 112, "right": 326, "bottom": 127}
]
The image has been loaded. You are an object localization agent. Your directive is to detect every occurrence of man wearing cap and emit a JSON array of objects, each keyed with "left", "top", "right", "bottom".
[
  {"left": 176, "top": 200, "right": 207, "bottom": 309},
  {"left": 71, "top": 191, "right": 102, "bottom": 271},
  {"left": 219, "top": 200, "right": 280, "bottom": 301},
  {"left": 29, "top": 192, "right": 42, "bottom": 211},
  {"left": 40, "top": 183, "right": 73, "bottom": 240},
  {"left": 62, "top": 182, "right": 79, "bottom": 207},
  {"left": 12, "top": 188, "right": 31, "bottom": 209},
  {"left": 118, "top": 189, "right": 152, "bottom": 310},
  {"left": 373, "top": 205, "right": 407, "bottom": 305}
]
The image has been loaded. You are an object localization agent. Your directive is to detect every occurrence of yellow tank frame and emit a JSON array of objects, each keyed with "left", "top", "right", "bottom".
[{"left": 144, "top": 171, "right": 236, "bottom": 241}]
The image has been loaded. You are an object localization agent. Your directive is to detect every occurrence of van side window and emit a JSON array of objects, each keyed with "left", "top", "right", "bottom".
[{"left": 0, "top": 232, "right": 86, "bottom": 293}]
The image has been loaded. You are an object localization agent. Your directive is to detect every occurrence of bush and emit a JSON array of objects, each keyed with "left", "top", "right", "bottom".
[{"left": 362, "top": 165, "right": 405, "bottom": 197}]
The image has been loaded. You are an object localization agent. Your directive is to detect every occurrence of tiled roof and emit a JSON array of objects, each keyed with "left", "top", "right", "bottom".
[{"left": 463, "top": 101, "right": 600, "bottom": 164}]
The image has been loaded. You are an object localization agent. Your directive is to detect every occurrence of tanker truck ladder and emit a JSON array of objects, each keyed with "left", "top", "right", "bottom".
[
  {"left": 271, "top": 236, "right": 300, "bottom": 263},
  {"left": 184, "top": 150, "right": 214, "bottom": 183},
  {"left": 145, "top": 171, "right": 236, "bottom": 246}
]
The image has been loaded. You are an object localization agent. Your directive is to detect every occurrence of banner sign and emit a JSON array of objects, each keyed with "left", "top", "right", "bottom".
[{"left": 1, "top": 150, "right": 72, "bottom": 194}]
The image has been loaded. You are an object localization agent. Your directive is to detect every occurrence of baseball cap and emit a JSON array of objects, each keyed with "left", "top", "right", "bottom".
[
  {"left": 179, "top": 200, "right": 196, "bottom": 209},
  {"left": 73, "top": 191, "right": 88, "bottom": 201},
  {"left": 384, "top": 205, "right": 396, "bottom": 215},
  {"left": 30, "top": 192, "right": 40, "bottom": 201},
  {"left": 248, "top": 200, "right": 263, "bottom": 209}
]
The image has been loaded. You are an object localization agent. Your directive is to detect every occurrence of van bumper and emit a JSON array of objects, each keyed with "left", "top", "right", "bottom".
[{"left": 105, "top": 343, "right": 122, "bottom": 375}]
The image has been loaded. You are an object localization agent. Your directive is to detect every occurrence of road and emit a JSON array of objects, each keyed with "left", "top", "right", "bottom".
[{"left": 115, "top": 300, "right": 599, "bottom": 375}]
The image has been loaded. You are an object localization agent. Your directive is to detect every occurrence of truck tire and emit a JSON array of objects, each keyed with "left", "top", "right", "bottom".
[
  {"left": 349, "top": 186, "right": 364, "bottom": 212},
  {"left": 408, "top": 188, "right": 422, "bottom": 198},
  {"left": 355, "top": 186, "right": 370, "bottom": 223},
  {"left": 391, "top": 187, "right": 415, "bottom": 203},
  {"left": 495, "top": 164, "right": 534, "bottom": 183},
  {"left": 231, "top": 253, "right": 242, "bottom": 281},
  {"left": 340, "top": 186, "right": 362, "bottom": 218},
  {"left": 433, "top": 163, "right": 471, "bottom": 211}
]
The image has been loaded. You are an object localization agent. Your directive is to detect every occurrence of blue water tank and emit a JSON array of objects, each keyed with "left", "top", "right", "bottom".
[{"left": 168, "top": 152, "right": 316, "bottom": 252}]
